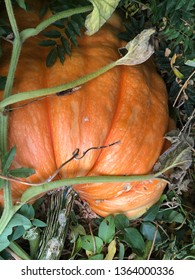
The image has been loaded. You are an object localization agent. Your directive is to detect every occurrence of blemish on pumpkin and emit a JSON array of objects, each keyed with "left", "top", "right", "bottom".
[
  {"left": 95, "top": 199, "right": 105, "bottom": 204},
  {"left": 83, "top": 116, "right": 89, "bottom": 122},
  {"left": 124, "top": 183, "right": 132, "bottom": 191}
]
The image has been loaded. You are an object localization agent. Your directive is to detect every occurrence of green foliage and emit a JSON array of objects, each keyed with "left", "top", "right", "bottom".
[
  {"left": 61, "top": 183, "right": 195, "bottom": 260},
  {"left": 0, "top": 0, "right": 194, "bottom": 260},
  {"left": 0, "top": 204, "right": 46, "bottom": 253},
  {"left": 38, "top": 0, "right": 88, "bottom": 67},
  {"left": 118, "top": 0, "right": 195, "bottom": 117},
  {"left": 0, "top": 146, "right": 35, "bottom": 189}
]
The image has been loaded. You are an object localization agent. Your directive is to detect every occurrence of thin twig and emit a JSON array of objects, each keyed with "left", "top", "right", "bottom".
[
  {"left": 89, "top": 222, "right": 97, "bottom": 255},
  {"left": 147, "top": 223, "right": 159, "bottom": 260}
]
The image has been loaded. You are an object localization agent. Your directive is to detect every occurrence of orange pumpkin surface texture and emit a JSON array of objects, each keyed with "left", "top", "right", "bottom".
[{"left": 0, "top": 5, "right": 169, "bottom": 218}]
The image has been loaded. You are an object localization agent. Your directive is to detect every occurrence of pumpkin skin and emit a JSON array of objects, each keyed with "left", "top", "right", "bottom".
[{"left": 0, "top": 4, "right": 169, "bottom": 218}]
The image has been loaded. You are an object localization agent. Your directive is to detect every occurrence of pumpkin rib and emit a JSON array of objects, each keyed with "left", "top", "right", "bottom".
[
  {"left": 87, "top": 63, "right": 159, "bottom": 176},
  {"left": 0, "top": 6, "right": 170, "bottom": 219},
  {"left": 82, "top": 180, "right": 166, "bottom": 218}
]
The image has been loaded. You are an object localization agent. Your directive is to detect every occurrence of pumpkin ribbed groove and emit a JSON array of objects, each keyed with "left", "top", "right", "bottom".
[{"left": 0, "top": 4, "right": 170, "bottom": 218}]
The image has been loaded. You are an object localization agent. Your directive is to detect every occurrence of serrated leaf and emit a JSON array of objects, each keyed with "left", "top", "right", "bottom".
[
  {"left": 104, "top": 239, "right": 116, "bottom": 260},
  {"left": 85, "top": 0, "right": 120, "bottom": 35},
  {"left": 81, "top": 235, "right": 103, "bottom": 254},
  {"left": 9, "top": 167, "right": 35, "bottom": 178},
  {"left": 46, "top": 48, "right": 57, "bottom": 67},
  {"left": 124, "top": 227, "right": 145, "bottom": 254},
  {"left": 2, "top": 146, "right": 16, "bottom": 173},
  {"left": 98, "top": 215, "right": 115, "bottom": 243}
]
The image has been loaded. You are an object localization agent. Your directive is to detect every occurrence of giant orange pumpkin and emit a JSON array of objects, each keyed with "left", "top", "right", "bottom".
[{"left": 0, "top": 3, "right": 170, "bottom": 218}]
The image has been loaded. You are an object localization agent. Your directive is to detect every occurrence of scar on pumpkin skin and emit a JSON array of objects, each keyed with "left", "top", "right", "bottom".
[{"left": 0, "top": 140, "right": 121, "bottom": 186}]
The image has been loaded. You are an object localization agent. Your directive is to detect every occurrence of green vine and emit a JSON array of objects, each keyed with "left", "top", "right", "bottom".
[{"left": 0, "top": 0, "right": 194, "bottom": 260}]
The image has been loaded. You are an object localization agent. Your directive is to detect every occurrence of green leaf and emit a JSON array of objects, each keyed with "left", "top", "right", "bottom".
[
  {"left": 32, "top": 219, "right": 47, "bottom": 227},
  {"left": 57, "top": 45, "right": 65, "bottom": 64},
  {"left": 124, "top": 227, "right": 145, "bottom": 254},
  {"left": 161, "top": 209, "right": 185, "bottom": 224},
  {"left": 114, "top": 214, "right": 129, "bottom": 230},
  {"left": 18, "top": 204, "right": 35, "bottom": 220},
  {"left": 69, "top": 21, "right": 81, "bottom": 37},
  {"left": 0, "top": 213, "right": 32, "bottom": 252},
  {"left": 65, "top": 28, "right": 78, "bottom": 46},
  {"left": 142, "top": 204, "right": 160, "bottom": 222},
  {"left": 85, "top": 0, "right": 120, "bottom": 35},
  {"left": 2, "top": 146, "right": 16, "bottom": 173},
  {"left": 104, "top": 239, "right": 116, "bottom": 260},
  {"left": 98, "top": 215, "right": 115, "bottom": 243},
  {"left": 16, "top": 0, "right": 27, "bottom": 10},
  {"left": 46, "top": 48, "right": 57, "bottom": 67},
  {"left": 9, "top": 167, "right": 35, "bottom": 178},
  {"left": 81, "top": 235, "right": 103, "bottom": 254},
  {"left": 8, "top": 213, "right": 32, "bottom": 230},
  {"left": 118, "top": 242, "right": 125, "bottom": 260},
  {"left": 61, "top": 36, "right": 71, "bottom": 55},
  {"left": 0, "top": 76, "right": 6, "bottom": 90},
  {"left": 11, "top": 226, "right": 25, "bottom": 241},
  {"left": 39, "top": 40, "right": 56, "bottom": 47},
  {"left": 43, "top": 30, "right": 61, "bottom": 38},
  {"left": 70, "top": 236, "right": 82, "bottom": 259},
  {"left": 185, "top": 59, "right": 195, "bottom": 67},
  {"left": 89, "top": 254, "right": 104, "bottom": 260},
  {"left": 0, "top": 178, "right": 4, "bottom": 189},
  {"left": 70, "top": 224, "right": 86, "bottom": 243},
  {"left": 140, "top": 222, "right": 161, "bottom": 242}
]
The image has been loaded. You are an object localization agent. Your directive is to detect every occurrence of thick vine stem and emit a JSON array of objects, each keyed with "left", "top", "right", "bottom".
[
  {"left": 20, "top": 5, "right": 93, "bottom": 43},
  {"left": 0, "top": 1, "right": 22, "bottom": 238},
  {"left": 37, "top": 187, "right": 75, "bottom": 260},
  {"left": 0, "top": 62, "right": 116, "bottom": 110},
  {"left": 0, "top": 2, "right": 92, "bottom": 240}
]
